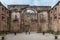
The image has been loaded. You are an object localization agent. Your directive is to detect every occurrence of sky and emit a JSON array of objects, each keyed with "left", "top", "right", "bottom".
[{"left": 0, "top": 0, "right": 59, "bottom": 7}]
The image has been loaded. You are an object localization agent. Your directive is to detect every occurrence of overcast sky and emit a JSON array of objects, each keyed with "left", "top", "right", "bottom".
[{"left": 0, "top": 0, "right": 59, "bottom": 7}]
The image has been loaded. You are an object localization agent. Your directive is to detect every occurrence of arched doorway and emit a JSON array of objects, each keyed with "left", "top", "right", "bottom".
[{"left": 21, "top": 8, "right": 38, "bottom": 32}]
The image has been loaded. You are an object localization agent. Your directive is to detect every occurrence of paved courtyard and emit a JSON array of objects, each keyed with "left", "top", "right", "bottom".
[{"left": 1, "top": 32, "right": 60, "bottom": 40}]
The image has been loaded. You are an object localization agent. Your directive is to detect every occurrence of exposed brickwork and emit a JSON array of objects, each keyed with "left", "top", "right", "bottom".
[
  {"left": 8, "top": 5, "right": 51, "bottom": 32},
  {"left": 49, "top": 1, "right": 60, "bottom": 32},
  {"left": 0, "top": 2, "right": 9, "bottom": 32}
]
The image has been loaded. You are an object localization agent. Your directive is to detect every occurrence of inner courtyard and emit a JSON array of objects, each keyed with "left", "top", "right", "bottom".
[{"left": 0, "top": 1, "right": 60, "bottom": 33}]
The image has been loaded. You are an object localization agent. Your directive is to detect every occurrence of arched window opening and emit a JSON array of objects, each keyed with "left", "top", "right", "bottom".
[{"left": 22, "top": 8, "right": 37, "bottom": 13}]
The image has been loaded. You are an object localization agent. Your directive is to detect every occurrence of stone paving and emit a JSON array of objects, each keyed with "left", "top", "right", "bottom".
[{"left": 1, "top": 32, "right": 60, "bottom": 40}]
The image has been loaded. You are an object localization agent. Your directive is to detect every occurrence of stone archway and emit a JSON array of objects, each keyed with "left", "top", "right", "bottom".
[{"left": 21, "top": 8, "right": 38, "bottom": 32}]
